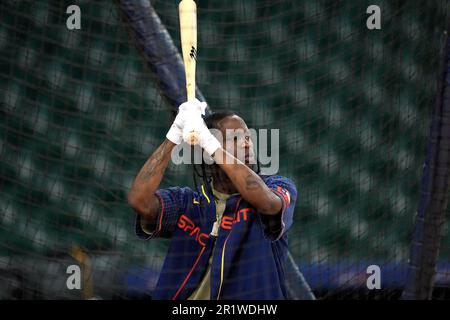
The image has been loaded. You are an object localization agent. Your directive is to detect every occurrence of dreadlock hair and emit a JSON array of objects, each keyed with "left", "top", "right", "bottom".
[{"left": 192, "top": 111, "right": 261, "bottom": 205}]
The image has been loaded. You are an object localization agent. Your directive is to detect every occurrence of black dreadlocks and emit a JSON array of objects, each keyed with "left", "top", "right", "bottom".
[{"left": 192, "top": 111, "right": 260, "bottom": 204}]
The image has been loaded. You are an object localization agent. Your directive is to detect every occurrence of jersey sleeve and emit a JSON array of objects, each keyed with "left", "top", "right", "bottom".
[
  {"left": 259, "top": 175, "right": 297, "bottom": 242},
  {"left": 135, "top": 186, "right": 194, "bottom": 240}
]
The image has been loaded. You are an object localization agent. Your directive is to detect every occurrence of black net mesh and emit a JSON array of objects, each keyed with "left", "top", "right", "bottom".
[{"left": 0, "top": 0, "right": 449, "bottom": 299}]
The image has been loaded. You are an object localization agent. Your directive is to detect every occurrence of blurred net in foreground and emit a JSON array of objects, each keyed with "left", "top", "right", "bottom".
[{"left": 0, "top": 0, "right": 449, "bottom": 299}]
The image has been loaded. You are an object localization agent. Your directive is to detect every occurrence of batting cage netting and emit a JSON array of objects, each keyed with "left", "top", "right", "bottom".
[{"left": 0, "top": 0, "right": 449, "bottom": 300}]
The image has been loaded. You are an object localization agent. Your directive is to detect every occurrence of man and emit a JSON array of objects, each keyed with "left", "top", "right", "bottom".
[{"left": 127, "top": 99, "right": 297, "bottom": 300}]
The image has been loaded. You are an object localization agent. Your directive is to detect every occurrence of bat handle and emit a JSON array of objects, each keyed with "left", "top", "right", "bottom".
[
  {"left": 183, "top": 112, "right": 201, "bottom": 145},
  {"left": 185, "top": 130, "right": 200, "bottom": 145},
  {"left": 186, "top": 84, "right": 196, "bottom": 102}
]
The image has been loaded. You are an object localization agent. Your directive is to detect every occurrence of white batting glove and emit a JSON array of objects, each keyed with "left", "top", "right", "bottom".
[
  {"left": 166, "top": 99, "right": 207, "bottom": 145},
  {"left": 186, "top": 114, "right": 221, "bottom": 156}
]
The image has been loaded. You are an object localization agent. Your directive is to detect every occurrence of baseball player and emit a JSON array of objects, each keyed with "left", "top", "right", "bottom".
[{"left": 128, "top": 99, "right": 297, "bottom": 300}]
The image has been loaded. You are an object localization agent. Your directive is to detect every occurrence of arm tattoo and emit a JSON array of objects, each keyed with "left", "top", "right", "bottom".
[
  {"left": 139, "top": 140, "right": 171, "bottom": 181},
  {"left": 245, "top": 174, "right": 262, "bottom": 190}
]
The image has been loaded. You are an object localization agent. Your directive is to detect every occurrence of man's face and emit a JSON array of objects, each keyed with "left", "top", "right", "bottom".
[{"left": 216, "top": 115, "right": 256, "bottom": 166}]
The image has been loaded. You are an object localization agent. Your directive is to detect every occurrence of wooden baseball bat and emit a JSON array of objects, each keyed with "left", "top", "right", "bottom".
[{"left": 179, "top": 0, "right": 200, "bottom": 145}]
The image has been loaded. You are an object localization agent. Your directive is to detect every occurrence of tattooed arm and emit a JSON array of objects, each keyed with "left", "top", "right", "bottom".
[
  {"left": 212, "top": 148, "right": 282, "bottom": 215},
  {"left": 127, "top": 139, "right": 176, "bottom": 222}
]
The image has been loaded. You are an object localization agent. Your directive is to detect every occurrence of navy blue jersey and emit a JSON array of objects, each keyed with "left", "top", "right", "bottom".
[{"left": 135, "top": 175, "right": 297, "bottom": 300}]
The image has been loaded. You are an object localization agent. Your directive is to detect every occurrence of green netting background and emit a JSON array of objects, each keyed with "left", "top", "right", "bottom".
[{"left": 0, "top": 0, "right": 449, "bottom": 299}]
